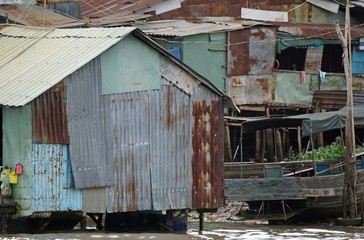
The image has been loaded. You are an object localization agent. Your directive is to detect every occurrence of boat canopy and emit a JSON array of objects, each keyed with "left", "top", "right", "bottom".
[{"left": 241, "top": 104, "right": 364, "bottom": 137}]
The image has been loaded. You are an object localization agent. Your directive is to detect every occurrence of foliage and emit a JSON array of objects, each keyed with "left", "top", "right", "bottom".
[{"left": 295, "top": 144, "right": 364, "bottom": 161}]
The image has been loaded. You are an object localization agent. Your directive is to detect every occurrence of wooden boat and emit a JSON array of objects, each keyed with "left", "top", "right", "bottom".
[{"left": 224, "top": 157, "right": 364, "bottom": 222}]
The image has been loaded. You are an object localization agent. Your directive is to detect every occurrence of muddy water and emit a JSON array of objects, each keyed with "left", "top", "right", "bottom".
[{"left": 0, "top": 222, "right": 363, "bottom": 239}]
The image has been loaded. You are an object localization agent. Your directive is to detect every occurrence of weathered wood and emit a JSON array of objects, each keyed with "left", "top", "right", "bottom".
[
  {"left": 276, "top": 129, "right": 283, "bottom": 162},
  {"left": 297, "top": 126, "right": 302, "bottom": 154},
  {"left": 255, "top": 130, "right": 262, "bottom": 162},
  {"left": 335, "top": 3, "right": 357, "bottom": 219},
  {"left": 224, "top": 178, "right": 306, "bottom": 202},
  {"left": 224, "top": 126, "right": 233, "bottom": 162}
]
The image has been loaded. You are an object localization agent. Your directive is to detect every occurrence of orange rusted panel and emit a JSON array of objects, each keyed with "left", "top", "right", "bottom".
[{"left": 192, "top": 99, "right": 224, "bottom": 209}]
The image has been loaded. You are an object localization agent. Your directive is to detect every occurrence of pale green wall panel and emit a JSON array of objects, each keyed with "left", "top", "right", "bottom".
[
  {"left": 274, "top": 71, "right": 313, "bottom": 106},
  {"left": 3, "top": 105, "right": 32, "bottom": 216},
  {"left": 101, "top": 35, "right": 160, "bottom": 94},
  {"left": 182, "top": 33, "right": 227, "bottom": 91}
]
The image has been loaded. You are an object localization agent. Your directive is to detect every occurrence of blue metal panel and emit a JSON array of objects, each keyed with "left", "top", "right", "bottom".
[
  {"left": 352, "top": 49, "right": 364, "bottom": 75},
  {"left": 32, "top": 144, "right": 83, "bottom": 212}
]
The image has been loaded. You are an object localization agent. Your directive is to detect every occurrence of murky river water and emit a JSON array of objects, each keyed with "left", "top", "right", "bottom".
[{"left": 0, "top": 222, "right": 363, "bottom": 239}]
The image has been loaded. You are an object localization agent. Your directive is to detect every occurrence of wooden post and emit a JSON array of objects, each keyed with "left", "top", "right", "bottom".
[
  {"left": 256, "top": 130, "right": 262, "bottom": 162},
  {"left": 335, "top": 2, "right": 357, "bottom": 220},
  {"left": 224, "top": 126, "right": 233, "bottom": 162},
  {"left": 276, "top": 129, "right": 283, "bottom": 162},
  {"left": 297, "top": 126, "right": 302, "bottom": 154}
]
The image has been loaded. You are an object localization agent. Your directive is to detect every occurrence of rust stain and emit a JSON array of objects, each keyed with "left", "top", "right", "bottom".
[
  {"left": 255, "top": 78, "right": 270, "bottom": 93},
  {"left": 32, "top": 81, "right": 70, "bottom": 144},
  {"left": 192, "top": 99, "right": 224, "bottom": 209},
  {"left": 250, "top": 28, "right": 267, "bottom": 40},
  {"left": 228, "top": 29, "right": 250, "bottom": 76}
]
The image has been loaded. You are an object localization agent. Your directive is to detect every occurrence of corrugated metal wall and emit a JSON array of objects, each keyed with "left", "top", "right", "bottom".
[
  {"left": 32, "top": 144, "right": 83, "bottom": 211},
  {"left": 149, "top": 86, "right": 192, "bottom": 210},
  {"left": 105, "top": 91, "right": 153, "bottom": 212},
  {"left": 66, "top": 56, "right": 113, "bottom": 189},
  {"left": 32, "top": 82, "right": 70, "bottom": 144},
  {"left": 69, "top": 45, "right": 224, "bottom": 212}
]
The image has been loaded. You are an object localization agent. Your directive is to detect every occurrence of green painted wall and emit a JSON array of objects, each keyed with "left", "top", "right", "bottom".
[
  {"left": 3, "top": 105, "right": 32, "bottom": 216},
  {"left": 101, "top": 35, "right": 161, "bottom": 94},
  {"left": 157, "top": 33, "right": 227, "bottom": 91},
  {"left": 273, "top": 71, "right": 313, "bottom": 106},
  {"left": 183, "top": 33, "right": 227, "bottom": 91}
]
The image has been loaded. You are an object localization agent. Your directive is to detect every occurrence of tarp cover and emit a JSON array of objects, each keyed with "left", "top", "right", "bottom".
[{"left": 241, "top": 104, "right": 364, "bottom": 137}]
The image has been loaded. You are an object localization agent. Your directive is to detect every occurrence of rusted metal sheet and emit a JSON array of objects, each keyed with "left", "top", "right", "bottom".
[
  {"left": 157, "top": 0, "right": 248, "bottom": 20},
  {"left": 227, "top": 29, "right": 250, "bottom": 76},
  {"left": 225, "top": 75, "right": 273, "bottom": 106},
  {"left": 192, "top": 99, "right": 224, "bottom": 209},
  {"left": 278, "top": 22, "right": 364, "bottom": 40},
  {"left": 228, "top": 27, "right": 276, "bottom": 76},
  {"left": 32, "top": 82, "right": 70, "bottom": 144},
  {"left": 305, "top": 46, "right": 323, "bottom": 74},
  {"left": 0, "top": 4, "right": 83, "bottom": 27}
]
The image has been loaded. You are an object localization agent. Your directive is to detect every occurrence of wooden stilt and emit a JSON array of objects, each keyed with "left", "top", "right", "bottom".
[
  {"left": 256, "top": 130, "right": 262, "bottom": 162},
  {"left": 276, "top": 129, "right": 283, "bottom": 162},
  {"left": 225, "top": 126, "right": 233, "bottom": 161}
]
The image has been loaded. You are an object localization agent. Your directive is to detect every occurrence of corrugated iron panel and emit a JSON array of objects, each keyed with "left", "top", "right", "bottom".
[
  {"left": 0, "top": 4, "right": 84, "bottom": 27},
  {"left": 228, "top": 27, "right": 276, "bottom": 76},
  {"left": 46, "top": 2, "right": 81, "bottom": 19},
  {"left": 80, "top": 0, "right": 166, "bottom": 18},
  {"left": 32, "top": 144, "right": 83, "bottom": 212},
  {"left": 277, "top": 22, "right": 364, "bottom": 40},
  {"left": 32, "top": 82, "right": 70, "bottom": 144},
  {"left": 225, "top": 75, "right": 273, "bottom": 106},
  {"left": 149, "top": 86, "right": 192, "bottom": 210},
  {"left": 191, "top": 97, "right": 224, "bottom": 209},
  {"left": 66, "top": 57, "right": 113, "bottom": 189},
  {"left": 136, "top": 20, "right": 256, "bottom": 37},
  {"left": 157, "top": 1, "right": 248, "bottom": 19},
  {"left": 0, "top": 25, "right": 136, "bottom": 107},
  {"left": 105, "top": 91, "right": 152, "bottom": 212}
]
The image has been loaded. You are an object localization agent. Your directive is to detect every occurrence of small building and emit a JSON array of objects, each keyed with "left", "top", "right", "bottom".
[{"left": 0, "top": 24, "right": 234, "bottom": 232}]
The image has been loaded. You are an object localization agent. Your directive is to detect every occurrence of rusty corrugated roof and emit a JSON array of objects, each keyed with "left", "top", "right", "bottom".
[
  {"left": 276, "top": 22, "right": 364, "bottom": 40},
  {"left": 80, "top": 0, "right": 167, "bottom": 26},
  {"left": 0, "top": 4, "right": 84, "bottom": 27},
  {"left": 134, "top": 19, "right": 272, "bottom": 37},
  {"left": 80, "top": 0, "right": 165, "bottom": 18}
]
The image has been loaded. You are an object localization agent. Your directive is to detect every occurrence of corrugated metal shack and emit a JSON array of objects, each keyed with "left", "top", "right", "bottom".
[{"left": 0, "top": 24, "right": 233, "bottom": 232}]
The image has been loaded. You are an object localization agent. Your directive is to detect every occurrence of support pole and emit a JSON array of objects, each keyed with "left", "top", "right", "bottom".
[{"left": 198, "top": 210, "right": 204, "bottom": 234}]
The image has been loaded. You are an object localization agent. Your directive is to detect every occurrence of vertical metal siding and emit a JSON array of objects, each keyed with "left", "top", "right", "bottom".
[
  {"left": 191, "top": 93, "right": 224, "bottom": 209},
  {"left": 105, "top": 91, "right": 152, "bottom": 212},
  {"left": 32, "top": 144, "right": 83, "bottom": 211},
  {"left": 149, "top": 86, "right": 192, "bottom": 210},
  {"left": 66, "top": 57, "right": 113, "bottom": 189},
  {"left": 32, "top": 82, "right": 70, "bottom": 144}
]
